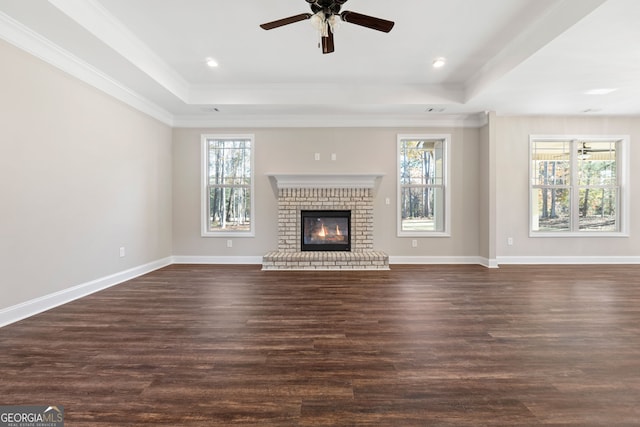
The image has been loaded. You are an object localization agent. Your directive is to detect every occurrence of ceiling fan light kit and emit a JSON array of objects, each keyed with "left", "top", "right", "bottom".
[{"left": 260, "top": 0, "right": 394, "bottom": 54}]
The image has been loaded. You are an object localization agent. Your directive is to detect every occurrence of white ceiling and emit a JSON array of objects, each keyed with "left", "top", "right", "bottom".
[{"left": 1, "top": 0, "right": 638, "bottom": 127}]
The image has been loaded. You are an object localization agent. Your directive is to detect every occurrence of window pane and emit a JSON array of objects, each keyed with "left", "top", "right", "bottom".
[
  {"left": 400, "top": 139, "right": 444, "bottom": 185},
  {"left": 208, "top": 186, "right": 251, "bottom": 232},
  {"left": 208, "top": 139, "right": 252, "bottom": 186},
  {"left": 578, "top": 187, "right": 617, "bottom": 231},
  {"left": 531, "top": 188, "right": 570, "bottom": 232},
  {"left": 400, "top": 186, "right": 444, "bottom": 232},
  {"left": 531, "top": 141, "right": 570, "bottom": 185},
  {"left": 202, "top": 134, "right": 254, "bottom": 236},
  {"left": 531, "top": 136, "right": 625, "bottom": 235},
  {"left": 578, "top": 142, "right": 616, "bottom": 186}
]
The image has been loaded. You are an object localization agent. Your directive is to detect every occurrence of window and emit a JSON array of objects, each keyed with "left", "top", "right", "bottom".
[
  {"left": 201, "top": 134, "right": 254, "bottom": 236},
  {"left": 397, "top": 134, "right": 450, "bottom": 236},
  {"left": 530, "top": 135, "right": 628, "bottom": 236}
]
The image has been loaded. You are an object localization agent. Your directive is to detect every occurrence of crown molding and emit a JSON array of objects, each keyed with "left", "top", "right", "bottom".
[
  {"left": 464, "top": 0, "right": 607, "bottom": 102},
  {"left": 189, "top": 83, "right": 465, "bottom": 105},
  {"left": 0, "top": 11, "right": 174, "bottom": 126},
  {"left": 172, "top": 112, "right": 488, "bottom": 128},
  {"left": 48, "top": 0, "right": 190, "bottom": 102}
]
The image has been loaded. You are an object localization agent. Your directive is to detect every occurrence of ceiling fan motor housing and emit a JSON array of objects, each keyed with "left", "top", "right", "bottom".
[{"left": 309, "top": 0, "right": 347, "bottom": 15}]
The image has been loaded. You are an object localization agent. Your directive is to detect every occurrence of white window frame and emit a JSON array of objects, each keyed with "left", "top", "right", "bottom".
[
  {"left": 201, "top": 134, "right": 255, "bottom": 237},
  {"left": 397, "top": 134, "right": 451, "bottom": 237},
  {"left": 529, "top": 134, "right": 629, "bottom": 237}
]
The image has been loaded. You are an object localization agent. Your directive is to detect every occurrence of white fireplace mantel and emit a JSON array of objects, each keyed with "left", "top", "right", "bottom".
[{"left": 268, "top": 173, "right": 384, "bottom": 189}]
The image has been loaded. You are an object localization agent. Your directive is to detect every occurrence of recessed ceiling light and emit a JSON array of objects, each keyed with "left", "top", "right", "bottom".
[
  {"left": 432, "top": 57, "right": 446, "bottom": 68},
  {"left": 584, "top": 88, "right": 617, "bottom": 95},
  {"left": 206, "top": 58, "right": 219, "bottom": 68}
]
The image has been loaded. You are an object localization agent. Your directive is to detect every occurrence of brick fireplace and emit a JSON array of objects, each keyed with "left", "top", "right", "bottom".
[{"left": 262, "top": 174, "right": 389, "bottom": 270}]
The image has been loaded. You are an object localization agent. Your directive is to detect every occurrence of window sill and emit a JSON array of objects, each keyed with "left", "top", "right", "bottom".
[
  {"left": 529, "top": 231, "right": 629, "bottom": 238},
  {"left": 201, "top": 231, "right": 255, "bottom": 238},
  {"left": 398, "top": 232, "right": 451, "bottom": 238}
]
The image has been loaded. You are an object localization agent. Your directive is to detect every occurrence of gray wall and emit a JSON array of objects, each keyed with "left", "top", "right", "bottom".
[
  {"left": 173, "top": 117, "right": 640, "bottom": 264},
  {"left": 494, "top": 115, "right": 640, "bottom": 261},
  {"left": 172, "top": 127, "right": 481, "bottom": 260},
  {"left": 0, "top": 40, "right": 173, "bottom": 311}
]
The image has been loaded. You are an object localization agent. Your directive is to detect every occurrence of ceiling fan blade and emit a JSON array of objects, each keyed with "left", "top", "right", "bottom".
[
  {"left": 260, "top": 13, "right": 312, "bottom": 30},
  {"left": 322, "top": 26, "right": 335, "bottom": 54},
  {"left": 340, "top": 11, "right": 394, "bottom": 33}
]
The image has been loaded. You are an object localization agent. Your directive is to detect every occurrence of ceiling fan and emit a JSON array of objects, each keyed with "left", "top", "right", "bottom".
[
  {"left": 260, "top": 0, "right": 394, "bottom": 54},
  {"left": 549, "top": 141, "right": 615, "bottom": 159},
  {"left": 578, "top": 142, "right": 614, "bottom": 155}
]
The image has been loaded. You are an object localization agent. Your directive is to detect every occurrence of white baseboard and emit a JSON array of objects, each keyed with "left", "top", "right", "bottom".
[
  {"left": 0, "top": 257, "right": 172, "bottom": 328},
  {"left": 484, "top": 258, "right": 499, "bottom": 268},
  {"left": 173, "top": 255, "right": 499, "bottom": 268},
  {"left": 172, "top": 255, "right": 263, "bottom": 264},
  {"left": 389, "top": 256, "right": 496, "bottom": 267},
  {"left": 496, "top": 255, "right": 640, "bottom": 265}
]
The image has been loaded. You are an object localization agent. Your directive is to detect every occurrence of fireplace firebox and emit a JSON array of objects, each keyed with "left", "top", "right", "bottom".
[{"left": 301, "top": 210, "right": 351, "bottom": 251}]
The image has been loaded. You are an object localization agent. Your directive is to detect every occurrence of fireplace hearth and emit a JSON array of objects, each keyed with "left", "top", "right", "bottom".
[
  {"left": 301, "top": 210, "right": 351, "bottom": 251},
  {"left": 262, "top": 174, "right": 389, "bottom": 270}
]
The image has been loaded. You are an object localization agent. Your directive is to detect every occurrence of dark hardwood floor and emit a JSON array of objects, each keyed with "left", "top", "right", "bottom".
[{"left": 1, "top": 264, "right": 640, "bottom": 426}]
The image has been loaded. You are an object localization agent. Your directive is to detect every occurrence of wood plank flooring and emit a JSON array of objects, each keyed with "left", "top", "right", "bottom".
[{"left": 1, "top": 264, "right": 640, "bottom": 426}]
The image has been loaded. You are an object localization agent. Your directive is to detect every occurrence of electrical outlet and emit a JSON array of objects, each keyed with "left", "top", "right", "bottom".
[
  {"left": 507, "top": 237, "right": 514, "bottom": 246},
  {"left": 227, "top": 239, "right": 233, "bottom": 248},
  {"left": 119, "top": 247, "right": 126, "bottom": 257},
  {"left": 331, "top": 153, "right": 337, "bottom": 161},
  {"left": 412, "top": 239, "right": 418, "bottom": 248},
  {"left": 385, "top": 197, "right": 390, "bottom": 205},
  {"left": 314, "top": 153, "right": 320, "bottom": 161}
]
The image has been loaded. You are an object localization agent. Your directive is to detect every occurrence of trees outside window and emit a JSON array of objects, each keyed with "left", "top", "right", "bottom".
[
  {"left": 397, "top": 134, "right": 450, "bottom": 236},
  {"left": 201, "top": 135, "right": 254, "bottom": 236},
  {"left": 530, "top": 136, "right": 627, "bottom": 236}
]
